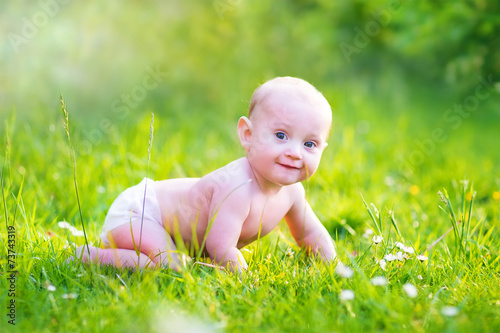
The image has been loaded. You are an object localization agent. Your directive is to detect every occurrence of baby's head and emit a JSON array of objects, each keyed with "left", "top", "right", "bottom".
[
  {"left": 247, "top": 77, "right": 331, "bottom": 122},
  {"left": 238, "top": 77, "right": 332, "bottom": 187}
]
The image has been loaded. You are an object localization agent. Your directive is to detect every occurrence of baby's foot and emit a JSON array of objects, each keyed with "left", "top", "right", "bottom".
[{"left": 72, "top": 245, "right": 98, "bottom": 263}]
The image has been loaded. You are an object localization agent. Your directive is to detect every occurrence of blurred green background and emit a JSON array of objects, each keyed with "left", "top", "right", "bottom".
[
  {"left": 2, "top": 0, "right": 499, "bottom": 119},
  {"left": 1, "top": 0, "right": 499, "bottom": 231}
]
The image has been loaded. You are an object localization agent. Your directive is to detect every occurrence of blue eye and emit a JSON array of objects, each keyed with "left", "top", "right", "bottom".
[
  {"left": 304, "top": 141, "right": 316, "bottom": 148},
  {"left": 275, "top": 132, "right": 287, "bottom": 140}
]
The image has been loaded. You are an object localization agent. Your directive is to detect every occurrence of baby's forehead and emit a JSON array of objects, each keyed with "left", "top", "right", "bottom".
[
  {"left": 255, "top": 94, "right": 331, "bottom": 136},
  {"left": 254, "top": 86, "right": 330, "bottom": 119},
  {"left": 261, "top": 82, "right": 321, "bottom": 102}
]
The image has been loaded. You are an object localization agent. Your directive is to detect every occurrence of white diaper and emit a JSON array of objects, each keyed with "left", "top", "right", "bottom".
[{"left": 100, "top": 178, "right": 163, "bottom": 247}]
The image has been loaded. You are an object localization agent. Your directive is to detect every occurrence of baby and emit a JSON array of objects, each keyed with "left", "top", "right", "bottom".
[{"left": 77, "top": 76, "right": 338, "bottom": 272}]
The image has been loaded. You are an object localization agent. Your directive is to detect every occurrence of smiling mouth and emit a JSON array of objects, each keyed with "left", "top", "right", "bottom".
[{"left": 278, "top": 163, "right": 300, "bottom": 170}]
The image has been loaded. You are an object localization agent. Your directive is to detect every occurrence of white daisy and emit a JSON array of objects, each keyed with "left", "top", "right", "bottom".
[
  {"left": 57, "top": 221, "right": 72, "bottom": 229},
  {"left": 404, "top": 246, "right": 415, "bottom": 254},
  {"left": 379, "top": 259, "right": 387, "bottom": 271},
  {"left": 339, "top": 289, "right": 355, "bottom": 301},
  {"left": 62, "top": 293, "right": 78, "bottom": 299},
  {"left": 44, "top": 281, "right": 56, "bottom": 292},
  {"left": 370, "top": 276, "right": 388, "bottom": 286},
  {"left": 58, "top": 221, "right": 84, "bottom": 237},
  {"left": 395, "top": 242, "right": 415, "bottom": 254},
  {"left": 372, "top": 235, "right": 383, "bottom": 245},
  {"left": 403, "top": 283, "right": 418, "bottom": 298},
  {"left": 441, "top": 306, "right": 459, "bottom": 317},
  {"left": 417, "top": 255, "right": 428, "bottom": 262},
  {"left": 335, "top": 264, "right": 354, "bottom": 278},
  {"left": 384, "top": 253, "right": 397, "bottom": 262},
  {"left": 363, "top": 229, "right": 373, "bottom": 239}
]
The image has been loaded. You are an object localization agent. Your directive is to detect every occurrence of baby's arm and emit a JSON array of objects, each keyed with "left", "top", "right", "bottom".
[
  {"left": 204, "top": 188, "right": 250, "bottom": 273},
  {"left": 284, "top": 184, "right": 337, "bottom": 262}
]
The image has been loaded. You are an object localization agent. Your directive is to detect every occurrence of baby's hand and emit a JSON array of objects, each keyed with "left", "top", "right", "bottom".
[{"left": 220, "top": 249, "right": 248, "bottom": 275}]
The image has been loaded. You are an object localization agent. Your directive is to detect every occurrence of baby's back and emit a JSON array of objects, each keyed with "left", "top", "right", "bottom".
[
  {"left": 152, "top": 158, "right": 250, "bottom": 248},
  {"left": 153, "top": 177, "right": 206, "bottom": 246}
]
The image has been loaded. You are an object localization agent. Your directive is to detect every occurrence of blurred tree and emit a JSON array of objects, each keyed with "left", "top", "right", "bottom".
[{"left": 333, "top": 0, "right": 499, "bottom": 93}]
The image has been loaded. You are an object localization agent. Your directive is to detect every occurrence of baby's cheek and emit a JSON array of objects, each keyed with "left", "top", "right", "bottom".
[
  {"left": 304, "top": 161, "right": 320, "bottom": 177},
  {"left": 254, "top": 131, "right": 274, "bottom": 147}
]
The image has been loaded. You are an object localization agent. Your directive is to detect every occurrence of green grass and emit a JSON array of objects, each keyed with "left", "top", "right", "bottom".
[
  {"left": 2, "top": 1, "right": 499, "bottom": 331},
  {"left": 1, "top": 78, "right": 499, "bottom": 332}
]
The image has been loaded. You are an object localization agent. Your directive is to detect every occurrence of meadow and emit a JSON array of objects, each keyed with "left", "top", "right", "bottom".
[{"left": 1, "top": 1, "right": 500, "bottom": 332}]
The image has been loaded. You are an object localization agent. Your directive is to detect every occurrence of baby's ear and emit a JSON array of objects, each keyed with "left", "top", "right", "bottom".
[{"left": 237, "top": 116, "right": 252, "bottom": 152}]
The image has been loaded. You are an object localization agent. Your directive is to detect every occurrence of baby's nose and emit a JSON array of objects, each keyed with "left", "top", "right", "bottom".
[{"left": 285, "top": 145, "right": 302, "bottom": 159}]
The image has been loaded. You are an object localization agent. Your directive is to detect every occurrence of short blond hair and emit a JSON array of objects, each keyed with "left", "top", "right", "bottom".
[{"left": 248, "top": 77, "right": 331, "bottom": 118}]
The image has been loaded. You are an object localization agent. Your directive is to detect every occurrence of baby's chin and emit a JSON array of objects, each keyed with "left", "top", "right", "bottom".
[{"left": 268, "top": 173, "right": 307, "bottom": 187}]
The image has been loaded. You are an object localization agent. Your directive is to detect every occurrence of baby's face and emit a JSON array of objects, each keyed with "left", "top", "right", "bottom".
[{"left": 246, "top": 89, "right": 331, "bottom": 186}]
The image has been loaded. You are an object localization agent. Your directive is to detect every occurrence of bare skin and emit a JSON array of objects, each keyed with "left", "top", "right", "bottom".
[{"left": 76, "top": 77, "right": 338, "bottom": 272}]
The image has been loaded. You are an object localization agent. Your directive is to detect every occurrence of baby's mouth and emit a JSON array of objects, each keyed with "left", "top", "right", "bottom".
[{"left": 278, "top": 163, "right": 301, "bottom": 170}]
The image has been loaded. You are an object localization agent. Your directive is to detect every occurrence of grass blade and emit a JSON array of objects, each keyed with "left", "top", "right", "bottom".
[
  {"left": 360, "top": 193, "right": 382, "bottom": 236},
  {"left": 60, "top": 94, "right": 90, "bottom": 258},
  {"left": 2, "top": 119, "right": 12, "bottom": 229},
  {"left": 466, "top": 188, "right": 476, "bottom": 240},
  {"left": 1, "top": 158, "right": 8, "bottom": 230},
  {"left": 438, "top": 189, "right": 466, "bottom": 257},
  {"left": 387, "top": 208, "right": 404, "bottom": 242},
  {"left": 137, "top": 113, "right": 155, "bottom": 268}
]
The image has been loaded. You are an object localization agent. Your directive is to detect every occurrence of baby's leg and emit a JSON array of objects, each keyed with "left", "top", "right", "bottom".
[
  {"left": 77, "top": 219, "right": 182, "bottom": 270},
  {"left": 75, "top": 245, "right": 155, "bottom": 269},
  {"left": 109, "top": 218, "right": 182, "bottom": 270}
]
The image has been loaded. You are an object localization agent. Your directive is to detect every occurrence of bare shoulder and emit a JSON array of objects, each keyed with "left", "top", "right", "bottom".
[
  {"left": 285, "top": 182, "right": 306, "bottom": 203},
  {"left": 201, "top": 158, "right": 250, "bottom": 184},
  {"left": 200, "top": 158, "right": 253, "bottom": 208}
]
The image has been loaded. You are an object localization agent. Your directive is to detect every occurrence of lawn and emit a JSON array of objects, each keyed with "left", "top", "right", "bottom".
[
  {"left": 2, "top": 79, "right": 499, "bottom": 331},
  {"left": 1, "top": 1, "right": 500, "bottom": 332}
]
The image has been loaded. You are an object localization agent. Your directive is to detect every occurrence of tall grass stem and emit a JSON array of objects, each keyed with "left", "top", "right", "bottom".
[
  {"left": 137, "top": 113, "right": 155, "bottom": 268},
  {"left": 60, "top": 94, "right": 90, "bottom": 258}
]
